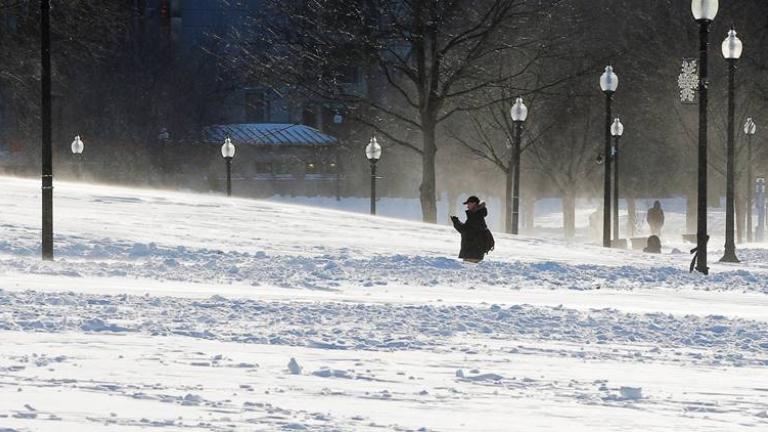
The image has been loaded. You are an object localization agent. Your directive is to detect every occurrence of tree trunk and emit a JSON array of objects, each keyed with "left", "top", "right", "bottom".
[
  {"left": 419, "top": 118, "right": 438, "bottom": 223},
  {"left": 627, "top": 196, "right": 636, "bottom": 238},
  {"left": 735, "top": 191, "right": 745, "bottom": 244},
  {"left": 523, "top": 193, "right": 535, "bottom": 233},
  {"left": 563, "top": 190, "right": 576, "bottom": 240},
  {"left": 505, "top": 167, "right": 513, "bottom": 234}
]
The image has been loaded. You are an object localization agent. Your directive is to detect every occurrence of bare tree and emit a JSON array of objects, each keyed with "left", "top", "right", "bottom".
[
  {"left": 0, "top": 1, "right": 235, "bottom": 182},
  {"left": 447, "top": 93, "right": 556, "bottom": 233},
  {"left": 229, "top": 0, "right": 578, "bottom": 222},
  {"left": 529, "top": 93, "right": 602, "bottom": 239}
]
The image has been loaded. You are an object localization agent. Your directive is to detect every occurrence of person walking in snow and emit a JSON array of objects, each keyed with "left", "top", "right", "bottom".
[
  {"left": 451, "top": 196, "right": 493, "bottom": 263},
  {"left": 646, "top": 200, "right": 665, "bottom": 236}
]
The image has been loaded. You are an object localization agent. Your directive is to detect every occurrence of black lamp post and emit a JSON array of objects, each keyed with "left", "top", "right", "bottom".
[
  {"left": 611, "top": 117, "right": 624, "bottom": 243},
  {"left": 744, "top": 118, "right": 757, "bottom": 242},
  {"left": 220, "top": 136, "right": 236, "bottom": 197},
  {"left": 600, "top": 65, "right": 618, "bottom": 248},
  {"left": 365, "top": 135, "right": 382, "bottom": 215},
  {"left": 691, "top": 0, "right": 718, "bottom": 274},
  {"left": 333, "top": 111, "right": 343, "bottom": 201},
  {"left": 510, "top": 97, "right": 528, "bottom": 235},
  {"left": 71, "top": 135, "right": 84, "bottom": 180},
  {"left": 41, "top": 0, "right": 53, "bottom": 261},
  {"left": 720, "top": 27, "right": 742, "bottom": 262}
]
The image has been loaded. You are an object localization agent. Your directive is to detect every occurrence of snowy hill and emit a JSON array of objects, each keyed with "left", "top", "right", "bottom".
[{"left": 1, "top": 175, "right": 767, "bottom": 431}]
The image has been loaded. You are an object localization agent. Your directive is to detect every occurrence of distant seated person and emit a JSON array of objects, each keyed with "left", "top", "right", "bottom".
[{"left": 643, "top": 235, "right": 662, "bottom": 254}]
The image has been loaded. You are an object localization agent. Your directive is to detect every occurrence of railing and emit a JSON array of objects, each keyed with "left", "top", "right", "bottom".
[{"left": 224, "top": 174, "right": 344, "bottom": 182}]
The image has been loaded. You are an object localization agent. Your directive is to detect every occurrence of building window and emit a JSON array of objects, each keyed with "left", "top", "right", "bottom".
[
  {"left": 325, "top": 160, "right": 338, "bottom": 174},
  {"left": 305, "top": 161, "right": 319, "bottom": 175},
  {"left": 253, "top": 161, "right": 270, "bottom": 174},
  {"left": 2, "top": 11, "right": 19, "bottom": 33},
  {"left": 274, "top": 161, "right": 292, "bottom": 175},
  {"left": 245, "top": 91, "right": 270, "bottom": 123}
]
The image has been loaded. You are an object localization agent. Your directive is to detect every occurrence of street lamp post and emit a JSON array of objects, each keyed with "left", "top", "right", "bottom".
[
  {"left": 720, "top": 27, "right": 742, "bottom": 263},
  {"left": 744, "top": 118, "right": 756, "bottom": 242},
  {"left": 600, "top": 65, "right": 618, "bottom": 248},
  {"left": 365, "top": 135, "right": 382, "bottom": 215},
  {"left": 510, "top": 97, "right": 528, "bottom": 235},
  {"left": 691, "top": 0, "right": 719, "bottom": 274},
  {"left": 71, "top": 135, "right": 84, "bottom": 180},
  {"left": 333, "top": 112, "right": 343, "bottom": 201},
  {"left": 41, "top": 0, "right": 53, "bottom": 261},
  {"left": 611, "top": 118, "right": 624, "bottom": 243},
  {"left": 220, "top": 136, "right": 236, "bottom": 197}
]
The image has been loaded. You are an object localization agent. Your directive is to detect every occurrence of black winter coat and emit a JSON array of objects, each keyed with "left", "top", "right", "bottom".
[{"left": 451, "top": 203, "right": 489, "bottom": 260}]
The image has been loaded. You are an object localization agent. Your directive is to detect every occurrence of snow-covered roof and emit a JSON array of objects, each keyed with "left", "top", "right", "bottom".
[{"left": 204, "top": 123, "right": 338, "bottom": 147}]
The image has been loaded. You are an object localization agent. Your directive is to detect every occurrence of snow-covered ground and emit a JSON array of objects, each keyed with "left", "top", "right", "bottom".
[{"left": 0, "top": 175, "right": 766, "bottom": 431}]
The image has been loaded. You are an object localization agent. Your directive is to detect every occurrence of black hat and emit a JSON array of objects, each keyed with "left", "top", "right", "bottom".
[{"left": 462, "top": 195, "right": 480, "bottom": 205}]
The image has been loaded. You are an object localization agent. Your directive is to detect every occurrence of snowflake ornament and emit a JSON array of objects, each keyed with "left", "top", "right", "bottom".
[{"left": 678, "top": 59, "right": 698, "bottom": 104}]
